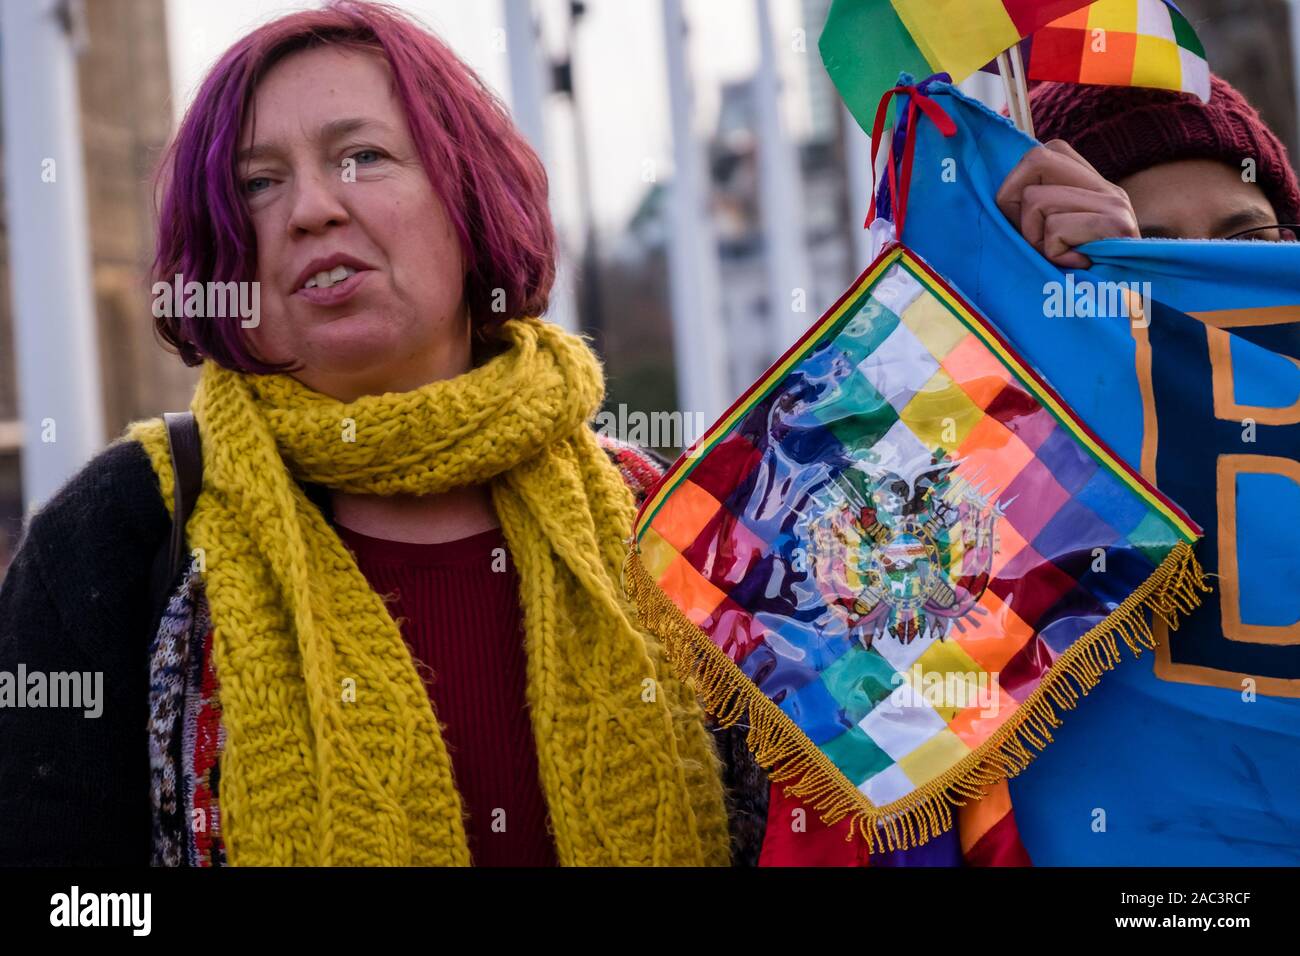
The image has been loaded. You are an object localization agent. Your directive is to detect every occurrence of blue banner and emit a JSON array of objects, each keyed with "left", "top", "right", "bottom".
[{"left": 892, "top": 81, "right": 1300, "bottom": 864}]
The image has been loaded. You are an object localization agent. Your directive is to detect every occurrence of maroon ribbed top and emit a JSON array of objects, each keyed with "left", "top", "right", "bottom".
[{"left": 334, "top": 522, "right": 559, "bottom": 867}]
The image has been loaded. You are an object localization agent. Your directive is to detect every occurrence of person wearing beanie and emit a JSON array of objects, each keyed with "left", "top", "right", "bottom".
[
  {"left": 986, "top": 74, "right": 1300, "bottom": 868},
  {"left": 995, "top": 74, "right": 1300, "bottom": 266}
]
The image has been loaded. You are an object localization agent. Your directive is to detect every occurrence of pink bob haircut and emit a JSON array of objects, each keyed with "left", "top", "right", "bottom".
[{"left": 151, "top": 0, "right": 555, "bottom": 373}]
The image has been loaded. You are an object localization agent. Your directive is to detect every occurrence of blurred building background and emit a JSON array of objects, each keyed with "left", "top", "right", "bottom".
[
  {"left": 1184, "top": 0, "right": 1298, "bottom": 153},
  {"left": 1, "top": 0, "right": 1298, "bottom": 577},
  {"left": 0, "top": 0, "right": 195, "bottom": 573}
]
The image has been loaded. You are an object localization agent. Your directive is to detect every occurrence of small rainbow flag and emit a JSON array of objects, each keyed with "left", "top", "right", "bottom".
[
  {"left": 821, "top": 0, "right": 1095, "bottom": 130},
  {"left": 891, "top": 0, "right": 1094, "bottom": 85},
  {"left": 1021, "top": 0, "right": 1210, "bottom": 102},
  {"left": 821, "top": 1, "right": 1211, "bottom": 137}
]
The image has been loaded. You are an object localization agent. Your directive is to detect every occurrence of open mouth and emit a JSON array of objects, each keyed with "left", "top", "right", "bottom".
[
  {"left": 301, "top": 264, "right": 359, "bottom": 291},
  {"left": 293, "top": 265, "right": 373, "bottom": 305}
]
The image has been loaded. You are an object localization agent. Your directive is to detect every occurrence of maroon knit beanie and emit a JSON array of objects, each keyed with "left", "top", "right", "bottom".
[{"left": 1027, "top": 75, "right": 1300, "bottom": 224}]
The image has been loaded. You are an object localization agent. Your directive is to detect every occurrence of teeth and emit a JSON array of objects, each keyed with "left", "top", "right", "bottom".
[{"left": 302, "top": 265, "right": 358, "bottom": 290}]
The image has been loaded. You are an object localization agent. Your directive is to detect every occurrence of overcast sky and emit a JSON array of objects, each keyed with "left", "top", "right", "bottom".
[{"left": 164, "top": 0, "right": 819, "bottom": 235}]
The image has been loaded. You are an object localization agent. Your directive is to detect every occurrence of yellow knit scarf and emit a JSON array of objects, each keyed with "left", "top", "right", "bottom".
[{"left": 127, "top": 317, "right": 731, "bottom": 866}]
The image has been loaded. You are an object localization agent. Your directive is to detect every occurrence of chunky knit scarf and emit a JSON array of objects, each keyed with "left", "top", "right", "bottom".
[{"left": 128, "top": 317, "right": 731, "bottom": 866}]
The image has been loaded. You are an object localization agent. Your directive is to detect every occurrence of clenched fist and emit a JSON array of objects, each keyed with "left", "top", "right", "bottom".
[{"left": 995, "top": 139, "right": 1140, "bottom": 269}]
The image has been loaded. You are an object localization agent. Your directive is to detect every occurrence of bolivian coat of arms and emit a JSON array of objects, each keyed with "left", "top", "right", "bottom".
[{"left": 801, "top": 453, "right": 1009, "bottom": 649}]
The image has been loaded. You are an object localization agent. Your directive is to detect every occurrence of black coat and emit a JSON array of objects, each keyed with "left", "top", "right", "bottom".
[{"left": 0, "top": 440, "right": 163, "bottom": 864}]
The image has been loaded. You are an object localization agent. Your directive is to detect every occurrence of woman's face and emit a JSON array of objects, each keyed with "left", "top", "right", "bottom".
[{"left": 237, "top": 45, "right": 470, "bottom": 401}]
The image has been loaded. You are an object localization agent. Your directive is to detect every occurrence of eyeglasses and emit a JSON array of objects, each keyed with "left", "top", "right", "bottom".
[{"left": 1220, "top": 223, "right": 1299, "bottom": 242}]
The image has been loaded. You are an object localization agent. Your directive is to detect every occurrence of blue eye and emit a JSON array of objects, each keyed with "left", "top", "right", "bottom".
[
  {"left": 351, "top": 149, "right": 382, "bottom": 165},
  {"left": 245, "top": 176, "right": 272, "bottom": 195}
]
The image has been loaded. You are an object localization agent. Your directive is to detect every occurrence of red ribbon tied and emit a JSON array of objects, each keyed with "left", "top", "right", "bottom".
[{"left": 865, "top": 84, "right": 959, "bottom": 240}]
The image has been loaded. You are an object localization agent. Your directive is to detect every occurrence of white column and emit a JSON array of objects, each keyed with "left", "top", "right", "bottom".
[
  {"left": 660, "top": 0, "right": 728, "bottom": 428},
  {"left": 754, "top": 0, "right": 813, "bottom": 351},
  {"left": 502, "top": 0, "right": 577, "bottom": 334},
  {"left": 843, "top": 104, "right": 875, "bottom": 268},
  {"left": 2, "top": 0, "right": 104, "bottom": 514}
]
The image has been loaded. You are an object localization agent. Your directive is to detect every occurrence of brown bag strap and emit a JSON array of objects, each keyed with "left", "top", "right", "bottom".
[{"left": 162, "top": 411, "right": 203, "bottom": 583}]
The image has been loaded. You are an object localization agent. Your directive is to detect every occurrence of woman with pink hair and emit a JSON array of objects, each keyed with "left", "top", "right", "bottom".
[{"left": 0, "top": 1, "right": 760, "bottom": 866}]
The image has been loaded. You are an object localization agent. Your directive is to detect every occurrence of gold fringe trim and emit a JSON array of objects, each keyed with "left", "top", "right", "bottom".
[{"left": 623, "top": 540, "right": 1211, "bottom": 853}]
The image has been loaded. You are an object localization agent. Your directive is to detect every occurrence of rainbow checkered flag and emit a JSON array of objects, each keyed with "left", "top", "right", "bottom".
[
  {"left": 822, "top": 0, "right": 1211, "bottom": 139},
  {"left": 624, "top": 243, "right": 1208, "bottom": 849},
  {"left": 1015, "top": 0, "right": 1209, "bottom": 101},
  {"left": 822, "top": 0, "right": 1094, "bottom": 130}
]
